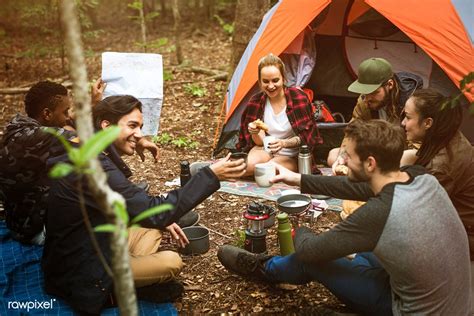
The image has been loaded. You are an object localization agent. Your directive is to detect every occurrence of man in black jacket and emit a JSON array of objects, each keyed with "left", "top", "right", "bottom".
[{"left": 42, "top": 95, "right": 246, "bottom": 314}]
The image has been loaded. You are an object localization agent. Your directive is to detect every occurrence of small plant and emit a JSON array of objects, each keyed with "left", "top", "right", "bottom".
[
  {"left": 185, "top": 84, "right": 208, "bottom": 97},
  {"left": 153, "top": 132, "right": 172, "bottom": 145},
  {"left": 163, "top": 70, "right": 173, "bottom": 81},
  {"left": 214, "top": 14, "right": 234, "bottom": 36},
  {"left": 171, "top": 136, "right": 200, "bottom": 149},
  {"left": 153, "top": 133, "right": 199, "bottom": 149},
  {"left": 232, "top": 229, "right": 246, "bottom": 248}
]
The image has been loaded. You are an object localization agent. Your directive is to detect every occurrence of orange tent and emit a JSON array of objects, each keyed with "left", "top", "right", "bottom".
[{"left": 214, "top": 0, "right": 473, "bottom": 154}]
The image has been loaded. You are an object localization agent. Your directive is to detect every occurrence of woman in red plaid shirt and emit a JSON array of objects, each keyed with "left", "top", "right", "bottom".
[{"left": 237, "top": 53, "right": 321, "bottom": 176}]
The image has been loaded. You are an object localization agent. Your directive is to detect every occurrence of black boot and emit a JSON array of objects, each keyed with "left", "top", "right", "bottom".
[
  {"left": 177, "top": 210, "right": 200, "bottom": 228},
  {"left": 217, "top": 245, "right": 272, "bottom": 279},
  {"left": 136, "top": 280, "right": 184, "bottom": 303}
]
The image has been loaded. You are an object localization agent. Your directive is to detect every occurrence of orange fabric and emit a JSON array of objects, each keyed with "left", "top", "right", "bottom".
[
  {"left": 224, "top": 0, "right": 331, "bottom": 123},
  {"left": 347, "top": 0, "right": 371, "bottom": 25},
  {"left": 366, "top": 0, "right": 474, "bottom": 102}
]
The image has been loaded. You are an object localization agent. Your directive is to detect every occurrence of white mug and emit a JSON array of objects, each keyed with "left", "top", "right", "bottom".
[
  {"left": 254, "top": 163, "right": 276, "bottom": 187},
  {"left": 263, "top": 136, "right": 276, "bottom": 153}
]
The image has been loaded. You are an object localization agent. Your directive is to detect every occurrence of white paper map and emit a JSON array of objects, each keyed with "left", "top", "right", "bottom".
[
  {"left": 101, "top": 52, "right": 164, "bottom": 135},
  {"left": 102, "top": 52, "right": 163, "bottom": 98}
]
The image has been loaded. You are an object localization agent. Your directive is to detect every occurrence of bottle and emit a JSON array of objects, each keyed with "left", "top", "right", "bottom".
[
  {"left": 180, "top": 161, "right": 191, "bottom": 187},
  {"left": 298, "top": 145, "right": 312, "bottom": 175},
  {"left": 277, "top": 213, "right": 295, "bottom": 256}
]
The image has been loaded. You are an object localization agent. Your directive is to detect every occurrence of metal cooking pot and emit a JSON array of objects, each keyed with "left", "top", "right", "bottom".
[
  {"left": 276, "top": 194, "right": 312, "bottom": 214},
  {"left": 179, "top": 226, "right": 210, "bottom": 255}
]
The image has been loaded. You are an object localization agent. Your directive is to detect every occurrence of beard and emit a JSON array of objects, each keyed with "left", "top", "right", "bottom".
[
  {"left": 348, "top": 163, "right": 370, "bottom": 183},
  {"left": 366, "top": 87, "right": 391, "bottom": 111}
]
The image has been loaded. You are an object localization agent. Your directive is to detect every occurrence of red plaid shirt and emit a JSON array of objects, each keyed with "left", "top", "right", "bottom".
[{"left": 237, "top": 87, "right": 322, "bottom": 152}]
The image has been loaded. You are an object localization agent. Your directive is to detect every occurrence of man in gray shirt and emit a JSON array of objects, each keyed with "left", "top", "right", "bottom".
[{"left": 218, "top": 120, "right": 471, "bottom": 315}]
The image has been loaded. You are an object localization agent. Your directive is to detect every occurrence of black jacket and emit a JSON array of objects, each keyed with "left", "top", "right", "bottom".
[
  {"left": 42, "top": 146, "right": 220, "bottom": 314},
  {"left": 0, "top": 114, "right": 75, "bottom": 242}
]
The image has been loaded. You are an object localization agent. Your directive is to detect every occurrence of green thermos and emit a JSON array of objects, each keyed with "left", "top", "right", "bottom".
[{"left": 277, "top": 213, "right": 295, "bottom": 256}]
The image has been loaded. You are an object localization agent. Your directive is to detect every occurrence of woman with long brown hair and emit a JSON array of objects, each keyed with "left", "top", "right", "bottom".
[{"left": 401, "top": 88, "right": 474, "bottom": 312}]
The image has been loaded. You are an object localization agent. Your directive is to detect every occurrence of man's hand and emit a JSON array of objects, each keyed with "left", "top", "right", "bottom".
[
  {"left": 209, "top": 153, "right": 246, "bottom": 181},
  {"left": 270, "top": 163, "right": 302, "bottom": 187},
  {"left": 136, "top": 138, "right": 159, "bottom": 162},
  {"left": 166, "top": 223, "right": 189, "bottom": 248},
  {"left": 91, "top": 78, "right": 107, "bottom": 106},
  {"left": 331, "top": 155, "right": 346, "bottom": 175}
]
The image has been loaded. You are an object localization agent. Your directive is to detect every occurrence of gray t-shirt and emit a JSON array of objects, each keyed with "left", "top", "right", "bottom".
[{"left": 296, "top": 165, "right": 471, "bottom": 315}]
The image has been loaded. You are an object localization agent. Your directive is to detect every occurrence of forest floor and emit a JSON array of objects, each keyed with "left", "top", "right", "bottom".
[{"left": 0, "top": 17, "right": 349, "bottom": 314}]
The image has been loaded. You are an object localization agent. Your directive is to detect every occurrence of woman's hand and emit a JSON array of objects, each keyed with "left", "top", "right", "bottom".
[
  {"left": 248, "top": 122, "right": 260, "bottom": 135},
  {"left": 209, "top": 153, "right": 246, "bottom": 181},
  {"left": 166, "top": 223, "right": 189, "bottom": 248},
  {"left": 267, "top": 139, "right": 284, "bottom": 154}
]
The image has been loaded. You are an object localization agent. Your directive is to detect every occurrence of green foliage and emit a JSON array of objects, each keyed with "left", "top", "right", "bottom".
[
  {"left": 232, "top": 229, "right": 246, "bottom": 248},
  {"left": 163, "top": 70, "right": 173, "bottom": 81},
  {"left": 153, "top": 133, "right": 200, "bottom": 150},
  {"left": 185, "top": 84, "right": 208, "bottom": 97},
  {"left": 130, "top": 204, "right": 173, "bottom": 224},
  {"left": 214, "top": 14, "right": 234, "bottom": 36},
  {"left": 171, "top": 137, "right": 200, "bottom": 149},
  {"left": 128, "top": 1, "right": 159, "bottom": 23},
  {"left": 153, "top": 132, "right": 172, "bottom": 145},
  {"left": 442, "top": 72, "right": 474, "bottom": 112}
]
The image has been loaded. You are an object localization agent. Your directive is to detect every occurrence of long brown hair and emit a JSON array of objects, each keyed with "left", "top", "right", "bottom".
[
  {"left": 412, "top": 89, "right": 463, "bottom": 166},
  {"left": 386, "top": 76, "right": 401, "bottom": 120}
]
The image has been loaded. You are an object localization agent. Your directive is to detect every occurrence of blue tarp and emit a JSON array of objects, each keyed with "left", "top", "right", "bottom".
[{"left": 0, "top": 220, "right": 177, "bottom": 315}]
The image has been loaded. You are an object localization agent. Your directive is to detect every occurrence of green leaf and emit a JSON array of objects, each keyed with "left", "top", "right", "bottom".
[
  {"left": 113, "top": 201, "right": 129, "bottom": 225},
  {"left": 68, "top": 148, "right": 81, "bottom": 165},
  {"left": 44, "top": 128, "right": 73, "bottom": 153},
  {"left": 94, "top": 224, "right": 117, "bottom": 233},
  {"left": 48, "top": 162, "right": 74, "bottom": 178},
  {"left": 78, "top": 126, "right": 120, "bottom": 166},
  {"left": 131, "top": 204, "right": 173, "bottom": 224}
]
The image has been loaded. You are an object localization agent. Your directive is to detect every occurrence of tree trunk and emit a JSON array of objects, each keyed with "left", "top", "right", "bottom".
[
  {"left": 204, "top": 0, "right": 215, "bottom": 21},
  {"left": 171, "top": 0, "right": 183, "bottom": 64},
  {"left": 228, "top": 0, "right": 270, "bottom": 80},
  {"left": 58, "top": 1, "right": 138, "bottom": 315},
  {"left": 139, "top": 0, "right": 148, "bottom": 52},
  {"left": 160, "top": 0, "right": 167, "bottom": 17}
]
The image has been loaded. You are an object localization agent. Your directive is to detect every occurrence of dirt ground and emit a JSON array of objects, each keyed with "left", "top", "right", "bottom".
[{"left": 0, "top": 17, "right": 349, "bottom": 314}]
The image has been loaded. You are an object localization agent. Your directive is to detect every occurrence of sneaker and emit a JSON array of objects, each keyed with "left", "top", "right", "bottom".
[
  {"left": 136, "top": 280, "right": 184, "bottom": 303},
  {"left": 136, "top": 181, "right": 150, "bottom": 192},
  {"left": 217, "top": 245, "right": 272, "bottom": 279},
  {"left": 177, "top": 210, "right": 200, "bottom": 228}
]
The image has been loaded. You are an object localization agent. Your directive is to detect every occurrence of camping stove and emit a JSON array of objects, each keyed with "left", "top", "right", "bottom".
[
  {"left": 287, "top": 204, "right": 314, "bottom": 228},
  {"left": 243, "top": 202, "right": 270, "bottom": 254}
]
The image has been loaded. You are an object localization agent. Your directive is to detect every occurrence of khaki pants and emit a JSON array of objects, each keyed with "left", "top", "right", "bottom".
[
  {"left": 128, "top": 227, "right": 183, "bottom": 288},
  {"left": 471, "top": 261, "right": 474, "bottom": 315}
]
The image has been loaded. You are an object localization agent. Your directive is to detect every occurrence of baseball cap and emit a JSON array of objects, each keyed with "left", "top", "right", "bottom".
[{"left": 348, "top": 58, "right": 393, "bottom": 95}]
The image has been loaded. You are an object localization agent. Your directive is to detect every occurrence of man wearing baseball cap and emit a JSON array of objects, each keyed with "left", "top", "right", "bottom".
[{"left": 327, "top": 57, "right": 423, "bottom": 167}]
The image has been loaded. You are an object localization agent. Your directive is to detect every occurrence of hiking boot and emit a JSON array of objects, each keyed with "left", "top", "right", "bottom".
[
  {"left": 217, "top": 245, "right": 272, "bottom": 279},
  {"left": 177, "top": 210, "right": 200, "bottom": 228},
  {"left": 136, "top": 181, "right": 150, "bottom": 192},
  {"left": 136, "top": 280, "right": 184, "bottom": 303}
]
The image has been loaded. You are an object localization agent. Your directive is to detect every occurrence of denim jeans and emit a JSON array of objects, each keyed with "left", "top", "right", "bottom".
[{"left": 264, "top": 252, "right": 392, "bottom": 316}]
